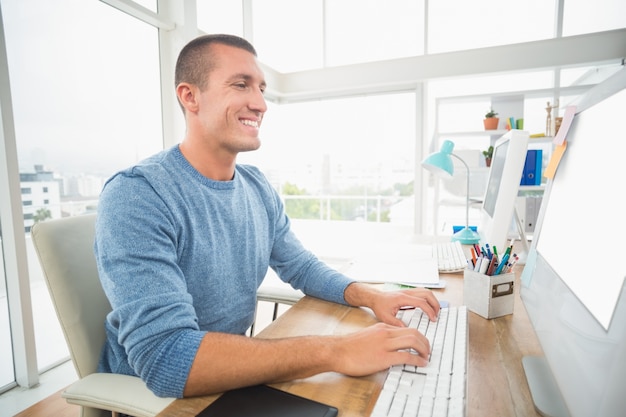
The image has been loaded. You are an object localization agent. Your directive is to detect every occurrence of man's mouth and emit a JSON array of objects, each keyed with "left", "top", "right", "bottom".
[{"left": 241, "top": 119, "right": 259, "bottom": 128}]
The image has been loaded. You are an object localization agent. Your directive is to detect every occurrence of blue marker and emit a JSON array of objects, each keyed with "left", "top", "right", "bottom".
[{"left": 494, "top": 253, "right": 510, "bottom": 274}]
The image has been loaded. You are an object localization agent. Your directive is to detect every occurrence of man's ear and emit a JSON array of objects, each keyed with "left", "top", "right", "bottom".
[{"left": 176, "top": 83, "right": 199, "bottom": 113}]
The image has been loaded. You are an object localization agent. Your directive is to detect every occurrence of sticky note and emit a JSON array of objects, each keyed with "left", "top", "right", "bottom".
[
  {"left": 553, "top": 106, "right": 576, "bottom": 145},
  {"left": 544, "top": 141, "right": 567, "bottom": 179}
]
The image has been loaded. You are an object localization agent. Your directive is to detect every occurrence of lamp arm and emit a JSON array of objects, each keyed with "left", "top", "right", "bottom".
[{"left": 451, "top": 154, "right": 471, "bottom": 230}]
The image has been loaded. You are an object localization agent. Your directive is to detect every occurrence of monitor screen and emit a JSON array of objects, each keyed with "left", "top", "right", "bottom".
[
  {"left": 521, "top": 67, "right": 626, "bottom": 417},
  {"left": 478, "top": 130, "right": 529, "bottom": 252}
]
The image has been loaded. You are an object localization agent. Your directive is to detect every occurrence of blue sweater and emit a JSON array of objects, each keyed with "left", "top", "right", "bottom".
[{"left": 94, "top": 145, "right": 355, "bottom": 398}]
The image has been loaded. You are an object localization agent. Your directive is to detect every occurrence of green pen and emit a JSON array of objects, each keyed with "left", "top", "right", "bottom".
[{"left": 493, "top": 245, "right": 498, "bottom": 259}]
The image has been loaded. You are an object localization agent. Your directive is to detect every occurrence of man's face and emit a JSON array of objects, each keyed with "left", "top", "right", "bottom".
[{"left": 197, "top": 43, "right": 267, "bottom": 154}]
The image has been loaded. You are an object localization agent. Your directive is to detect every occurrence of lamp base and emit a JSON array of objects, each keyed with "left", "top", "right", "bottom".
[{"left": 451, "top": 227, "right": 481, "bottom": 245}]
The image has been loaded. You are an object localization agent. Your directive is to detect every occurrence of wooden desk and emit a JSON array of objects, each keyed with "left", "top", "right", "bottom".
[{"left": 157, "top": 270, "right": 543, "bottom": 417}]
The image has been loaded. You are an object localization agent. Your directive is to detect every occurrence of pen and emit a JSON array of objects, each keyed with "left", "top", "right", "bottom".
[
  {"left": 486, "top": 256, "right": 498, "bottom": 276},
  {"left": 486, "top": 244, "right": 492, "bottom": 259},
  {"left": 479, "top": 256, "right": 490, "bottom": 274},
  {"left": 506, "top": 255, "right": 519, "bottom": 273},
  {"left": 474, "top": 256, "right": 483, "bottom": 272},
  {"left": 492, "top": 245, "right": 498, "bottom": 259},
  {"left": 495, "top": 253, "right": 510, "bottom": 274},
  {"left": 470, "top": 247, "right": 477, "bottom": 266}
]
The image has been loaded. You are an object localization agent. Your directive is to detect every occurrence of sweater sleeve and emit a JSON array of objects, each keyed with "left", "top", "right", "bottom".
[
  {"left": 95, "top": 172, "right": 205, "bottom": 398},
  {"left": 261, "top": 179, "right": 356, "bottom": 304}
]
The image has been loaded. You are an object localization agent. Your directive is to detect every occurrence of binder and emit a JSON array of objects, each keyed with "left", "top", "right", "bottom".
[
  {"left": 520, "top": 149, "right": 543, "bottom": 186},
  {"left": 521, "top": 150, "right": 537, "bottom": 185},
  {"left": 534, "top": 149, "right": 543, "bottom": 185}
]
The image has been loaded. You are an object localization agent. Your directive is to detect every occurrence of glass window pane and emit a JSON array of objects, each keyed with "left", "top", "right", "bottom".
[
  {"left": 133, "top": 0, "right": 156, "bottom": 13},
  {"left": 325, "top": 0, "right": 424, "bottom": 67},
  {"left": 0, "top": 240, "right": 15, "bottom": 389},
  {"left": 563, "top": 0, "right": 626, "bottom": 36},
  {"left": 2, "top": 0, "right": 163, "bottom": 371},
  {"left": 428, "top": 0, "right": 556, "bottom": 54},
  {"left": 240, "top": 93, "right": 416, "bottom": 224},
  {"left": 252, "top": 0, "right": 324, "bottom": 72},
  {"left": 197, "top": 1, "right": 243, "bottom": 36}
]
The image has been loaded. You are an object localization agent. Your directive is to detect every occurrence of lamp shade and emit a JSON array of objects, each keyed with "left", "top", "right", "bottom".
[{"left": 422, "top": 140, "right": 455, "bottom": 178}]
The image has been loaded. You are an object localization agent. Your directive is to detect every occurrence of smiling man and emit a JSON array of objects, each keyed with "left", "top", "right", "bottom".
[{"left": 94, "top": 34, "right": 440, "bottom": 399}]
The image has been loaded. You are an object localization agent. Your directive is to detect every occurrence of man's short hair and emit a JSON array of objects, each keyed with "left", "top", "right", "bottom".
[{"left": 175, "top": 34, "right": 257, "bottom": 91}]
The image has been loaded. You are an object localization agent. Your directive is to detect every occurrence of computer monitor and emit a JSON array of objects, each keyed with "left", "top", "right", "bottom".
[
  {"left": 520, "top": 68, "right": 626, "bottom": 417},
  {"left": 478, "top": 129, "right": 529, "bottom": 252}
]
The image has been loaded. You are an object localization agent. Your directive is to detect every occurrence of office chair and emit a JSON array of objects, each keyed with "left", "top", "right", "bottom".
[
  {"left": 31, "top": 214, "right": 174, "bottom": 417},
  {"left": 252, "top": 284, "right": 303, "bottom": 336},
  {"left": 31, "top": 213, "right": 303, "bottom": 415}
]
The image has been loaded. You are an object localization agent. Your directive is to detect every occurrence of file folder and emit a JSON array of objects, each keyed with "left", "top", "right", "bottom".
[{"left": 521, "top": 149, "right": 542, "bottom": 186}]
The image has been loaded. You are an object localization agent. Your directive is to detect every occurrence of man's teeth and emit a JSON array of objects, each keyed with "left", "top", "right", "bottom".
[{"left": 241, "top": 120, "right": 258, "bottom": 128}]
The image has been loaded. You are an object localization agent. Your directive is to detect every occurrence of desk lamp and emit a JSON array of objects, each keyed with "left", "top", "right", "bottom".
[{"left": 422, "top": 140, "right": 481, "bottom": 244}]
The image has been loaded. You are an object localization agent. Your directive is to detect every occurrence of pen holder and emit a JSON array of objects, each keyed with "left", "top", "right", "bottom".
[{"left": 463, "top": 269, "right": 515, "bottom": 319}]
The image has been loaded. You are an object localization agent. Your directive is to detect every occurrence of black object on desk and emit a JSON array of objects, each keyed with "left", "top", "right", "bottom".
[{"left": 196, "top": 384, "right": 338, "bottom": 417}]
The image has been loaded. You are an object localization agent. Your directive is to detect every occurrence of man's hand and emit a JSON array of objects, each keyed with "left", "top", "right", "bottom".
[
  {"left": 370, "top": 287, "right": 441, "bottom": 327},
  {"left": 329, "top": 322, "right": 432, "bottom": 376},
  {"left": 344, "top": 283, "right": 440, "bottom": 327}
]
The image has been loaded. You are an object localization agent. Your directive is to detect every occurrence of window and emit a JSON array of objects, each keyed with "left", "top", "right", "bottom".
[
  {"left": 0, "top": 256, "right": 13, "bottom": 390},
  {"left": 1, "top": 0, "right": 163, "bottom": 384},
  {"left": 249, "top": 0, "right": 424, "bottom": 72},
  {"left": 563, "top": 0, "right": 626, "bottom": 36},
  {"left": 240, "top": 92, "right": 416, "bottom": 223},
  {"left": 324, "top": 0, "right": 424, "bottom": 66},
  {"left": 251, "top": 0, "right": 324, "bottom": 72},
  {"left": 427, "top": 0, "right": 555, "bottom": 54},
  {"left": 197, "top": 1, "right": 243, "bottom": 37}
]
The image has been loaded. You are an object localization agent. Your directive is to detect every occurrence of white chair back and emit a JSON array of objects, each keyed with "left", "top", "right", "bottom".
[{"left": 31, "top": 213, "right": 108, "bottom": 379}]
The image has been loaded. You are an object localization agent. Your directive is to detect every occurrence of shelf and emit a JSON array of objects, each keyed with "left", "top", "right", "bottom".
[
  {"left": 435, "top": 130, "right": 508, "bottom": 138},
  {"left": 429, "top": 88, "right": 578, "bottom": 237},
  {"left": 518, "top": 185, "right": 546, "bottom": 197},
  {"left": 528, "top": 135, "right": 555, "bottom": 143}
]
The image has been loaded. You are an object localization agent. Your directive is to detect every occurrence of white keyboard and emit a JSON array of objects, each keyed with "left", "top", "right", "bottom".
[
  {"left": 371, "top": 306, "right": 468, "bottom": 417},
  {"left": 433, "top": 241, "right": 467, "bottom": 273}
]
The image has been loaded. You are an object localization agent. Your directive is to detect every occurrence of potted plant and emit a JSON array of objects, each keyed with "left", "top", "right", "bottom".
[
  {"left": 483, "top": 109, "right": 499, "bottom": 130},
  {"left": 483, "top": 145, "right": 494, "bottom": 167}
]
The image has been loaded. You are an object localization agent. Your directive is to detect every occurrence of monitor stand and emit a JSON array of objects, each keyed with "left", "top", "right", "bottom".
[
  {"left": 522, "top": 356, "right": 570, "bottom": 417},
  {"left": 512, "top": 207, "right": 530, "bottom": 264}
]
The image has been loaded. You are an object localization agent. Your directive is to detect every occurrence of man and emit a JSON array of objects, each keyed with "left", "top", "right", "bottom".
[{"left": 94, "top": 34, "right": 440, "bottom": 399}]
